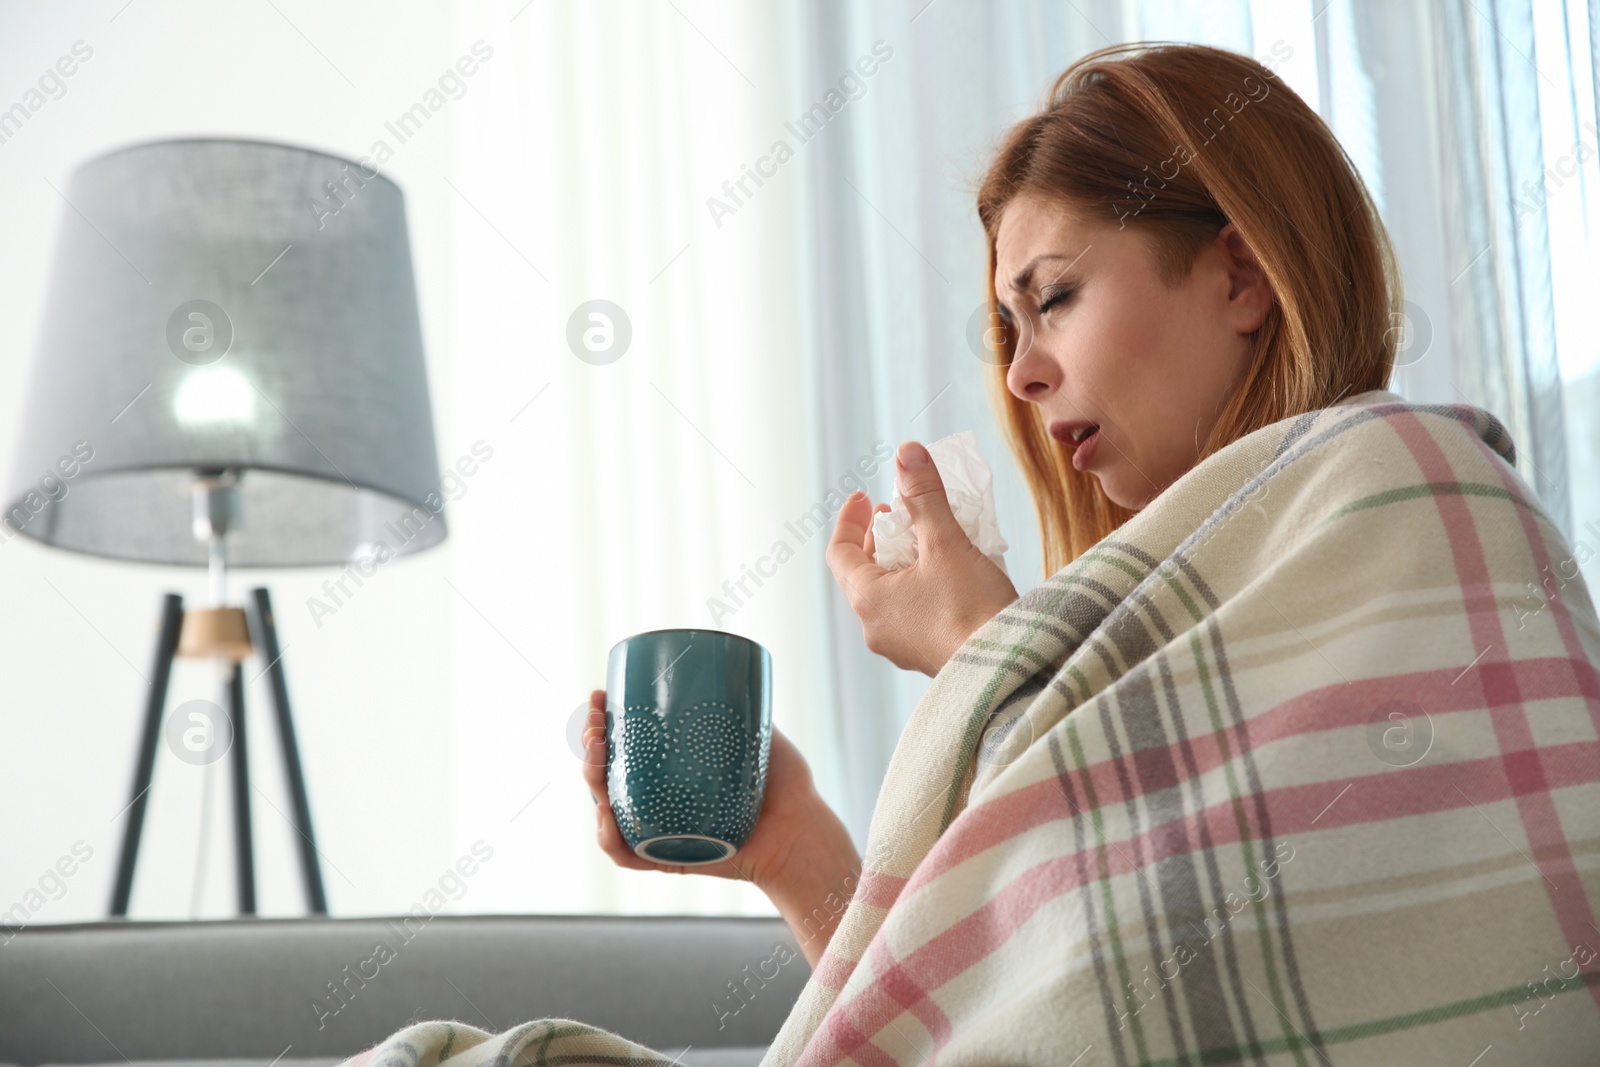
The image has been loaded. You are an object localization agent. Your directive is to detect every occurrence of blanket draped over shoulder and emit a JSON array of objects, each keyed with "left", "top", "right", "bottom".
[{"left": 337, "top": 390, "right": 1600, "bottom": 1067}]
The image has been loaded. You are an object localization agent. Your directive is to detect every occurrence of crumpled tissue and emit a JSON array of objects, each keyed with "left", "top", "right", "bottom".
[{"left": 871, "top": 430, "right": 1010, "bottom": 577}]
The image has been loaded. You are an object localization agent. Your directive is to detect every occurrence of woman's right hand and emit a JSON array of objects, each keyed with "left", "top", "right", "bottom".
[
  {"left": 826, "top": 441, "right": 1019, "bottom": 677},
  {"left": 580, "top": 688, "right": 858, "bottom": 894}
]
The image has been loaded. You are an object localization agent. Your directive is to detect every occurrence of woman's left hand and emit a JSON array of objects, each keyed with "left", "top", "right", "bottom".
[{"left": 826, "top": 441, "right": 1020, "bottom": 677}]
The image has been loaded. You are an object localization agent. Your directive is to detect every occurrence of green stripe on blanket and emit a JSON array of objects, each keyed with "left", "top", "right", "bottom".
[{"left": 336, "top": 389, "right": 1600, "bottom": 1067}]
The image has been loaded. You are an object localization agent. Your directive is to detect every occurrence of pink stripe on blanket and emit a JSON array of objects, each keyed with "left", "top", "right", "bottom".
[
  {"left": 803, "top": 867, "right": 911, "bottom": 991},
  {"left": 1372, "top": 404, "right": 1600, "bottom": 736},
  {"left": 866, "top": 929, "right": 954, "bottom": 1047},
  {"left": 903, "top": 737, "right": 1600, "bottom": 901},
  {"left": 964, "top": 654, "right": 1593, "bottom": 867},
  {"left": 1104, "top": 658, "right": 1594, "bottom": 803},
  {"left": 807, "top": 744, "right": 1600, "bottom": 1062},
  {"left": 811, "top": 850, "right": 1086, "bottom": 1064},
  {"left": 1385, "top": 406, "right": 1600, "bottom": 1013},
  {"left": 883, "top": 656, "right": 1599, "bottom": 902},
  {"left": 1425, "top": 403, "right": 1600, "bottom": 720},
  {"left": 800, "top": 1011, "right": 904, "bottom": 1067},
  {"left": 855, "top": 866, "right": 908, "bottom": 910},
  {"left": 814, "top": 950, "right": 859, "bottom": 990}
]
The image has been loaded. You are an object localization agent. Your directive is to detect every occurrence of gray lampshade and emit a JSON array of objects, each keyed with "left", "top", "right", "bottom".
[{"left": 3, "top": 137, "right": 447, "bottom": 567}]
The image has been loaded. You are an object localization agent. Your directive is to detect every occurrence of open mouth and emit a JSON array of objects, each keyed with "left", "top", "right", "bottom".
[{"left": 1048, "top": 419, "right": 1102, "bottom": 451}]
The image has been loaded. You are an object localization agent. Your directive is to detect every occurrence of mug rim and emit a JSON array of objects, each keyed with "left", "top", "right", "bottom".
[{"left": 608, "top": 628, "right": 769, "bottom": 657}]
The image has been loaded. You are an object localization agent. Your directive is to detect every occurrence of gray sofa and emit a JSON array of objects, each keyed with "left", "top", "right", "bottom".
[{"left": 0, "top": 914, "right": 809, "bottom": 1067}]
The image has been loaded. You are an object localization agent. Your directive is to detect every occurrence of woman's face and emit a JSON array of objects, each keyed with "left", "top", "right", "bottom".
[{"left": 994, "top": 194, "right": 1272, "bottom": 510}]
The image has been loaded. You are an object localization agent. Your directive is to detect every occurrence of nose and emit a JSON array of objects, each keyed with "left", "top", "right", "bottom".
[{"left": 1004, "top": 323, "right": 1058, "bottom": 404}]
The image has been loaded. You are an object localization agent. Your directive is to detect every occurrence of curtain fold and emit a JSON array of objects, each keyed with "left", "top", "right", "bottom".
[
  {"left": 795, "top": 0, "right": 1120, "bottom": 844},
  {"left": 446, "top": 0, "right": 826, "bottom": 917},
  {"left": 1433, "top": 0, "right": 1572, "bottom": 537}
]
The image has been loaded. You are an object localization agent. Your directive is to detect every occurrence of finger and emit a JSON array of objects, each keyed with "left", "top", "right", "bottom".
[
  {"left": 894, "top": 441, "right": 963, "bottom": 550},
  {"left": 583, "top": 720, "right": 607, "bottom": 784},
  {"left": 825, "top": 491, "right": 881, "bottom": 589},
  {"left": 582, "top": 690, "right": 609, "bottom": 783},
  {"left": 582, "top": 698, "right": 656, "bottom": 872},
  {"left": 594, "top": 789, "right": 657, "bottom": 871}
]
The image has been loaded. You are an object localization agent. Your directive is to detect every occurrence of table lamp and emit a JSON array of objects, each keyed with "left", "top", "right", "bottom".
[{"left": 2, "top": 137, "right": 449, "bottom": 917}]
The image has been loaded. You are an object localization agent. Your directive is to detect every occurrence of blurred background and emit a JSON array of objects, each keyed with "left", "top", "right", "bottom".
[{"left": 1, "top": 0, "right": 1595, "bottom": 925}]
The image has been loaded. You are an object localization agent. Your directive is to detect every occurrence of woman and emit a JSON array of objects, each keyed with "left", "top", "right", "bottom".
[{"left": 347, "top": 40, "right": 1600, "bottom": 1067}]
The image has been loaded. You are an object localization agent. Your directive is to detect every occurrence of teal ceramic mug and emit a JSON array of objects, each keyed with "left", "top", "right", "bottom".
[{"left": 605, "top": 628, "right": 772, "bottom": 865}]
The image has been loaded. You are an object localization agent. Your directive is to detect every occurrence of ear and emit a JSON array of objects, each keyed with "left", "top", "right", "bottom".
[{"left": 1216, "top": 222, "right": 1272, "bottom": 334}]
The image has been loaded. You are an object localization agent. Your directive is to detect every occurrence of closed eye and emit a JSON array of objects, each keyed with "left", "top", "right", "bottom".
[{"left": 1038, "top": 286, "right": 1075, "bottom": 315}]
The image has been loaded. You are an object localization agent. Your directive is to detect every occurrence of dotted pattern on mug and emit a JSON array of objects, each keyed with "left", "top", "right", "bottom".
[{"left": 609, "top": 700, "right": 767, "bottom": 845}]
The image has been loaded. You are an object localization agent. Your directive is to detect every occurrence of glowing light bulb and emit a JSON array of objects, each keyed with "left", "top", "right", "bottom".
[{"left": 174, "top": 367, "right": 255, "bottom": 424}]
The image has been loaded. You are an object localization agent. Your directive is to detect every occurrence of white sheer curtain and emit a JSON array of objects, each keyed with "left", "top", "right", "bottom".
[
  {"left": 794, "top": 0, "right": 1107, "bottom": 848},
  {"left": 444, "top": 0, "right": 836, "bottom": 916}
]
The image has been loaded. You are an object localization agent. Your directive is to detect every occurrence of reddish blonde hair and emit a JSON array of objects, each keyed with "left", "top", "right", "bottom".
[{"left": 976, "top": 41, "right": 1400, "bottom": 576}]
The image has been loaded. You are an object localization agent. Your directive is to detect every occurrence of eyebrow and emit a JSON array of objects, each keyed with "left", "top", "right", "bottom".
[{"left": 1008, "top": 247, "right": 1091, "bottom": 296}]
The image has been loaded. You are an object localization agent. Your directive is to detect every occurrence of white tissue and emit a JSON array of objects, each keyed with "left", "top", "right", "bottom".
[{"left": 871, "top": 430, "right": 1010, "bottom": 577}]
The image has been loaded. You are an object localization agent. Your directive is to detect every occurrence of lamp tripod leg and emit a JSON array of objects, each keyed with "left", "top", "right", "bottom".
[
  {"left": 248, "top": 587, "right": 327, "bottom": 914},
  {"left": 110, "top": 586, "right": 319, "bottom": 919},
  {"left": 227, "top": 658, "right": 255, "bottom": 915},
  {"left": 110, "top": 593, "right": 185, "bottom": 918}
]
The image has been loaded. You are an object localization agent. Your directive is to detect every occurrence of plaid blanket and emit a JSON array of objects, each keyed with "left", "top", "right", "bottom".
[{"left": 337, "top": 389, "right": 1600, "bottom": 1066}]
